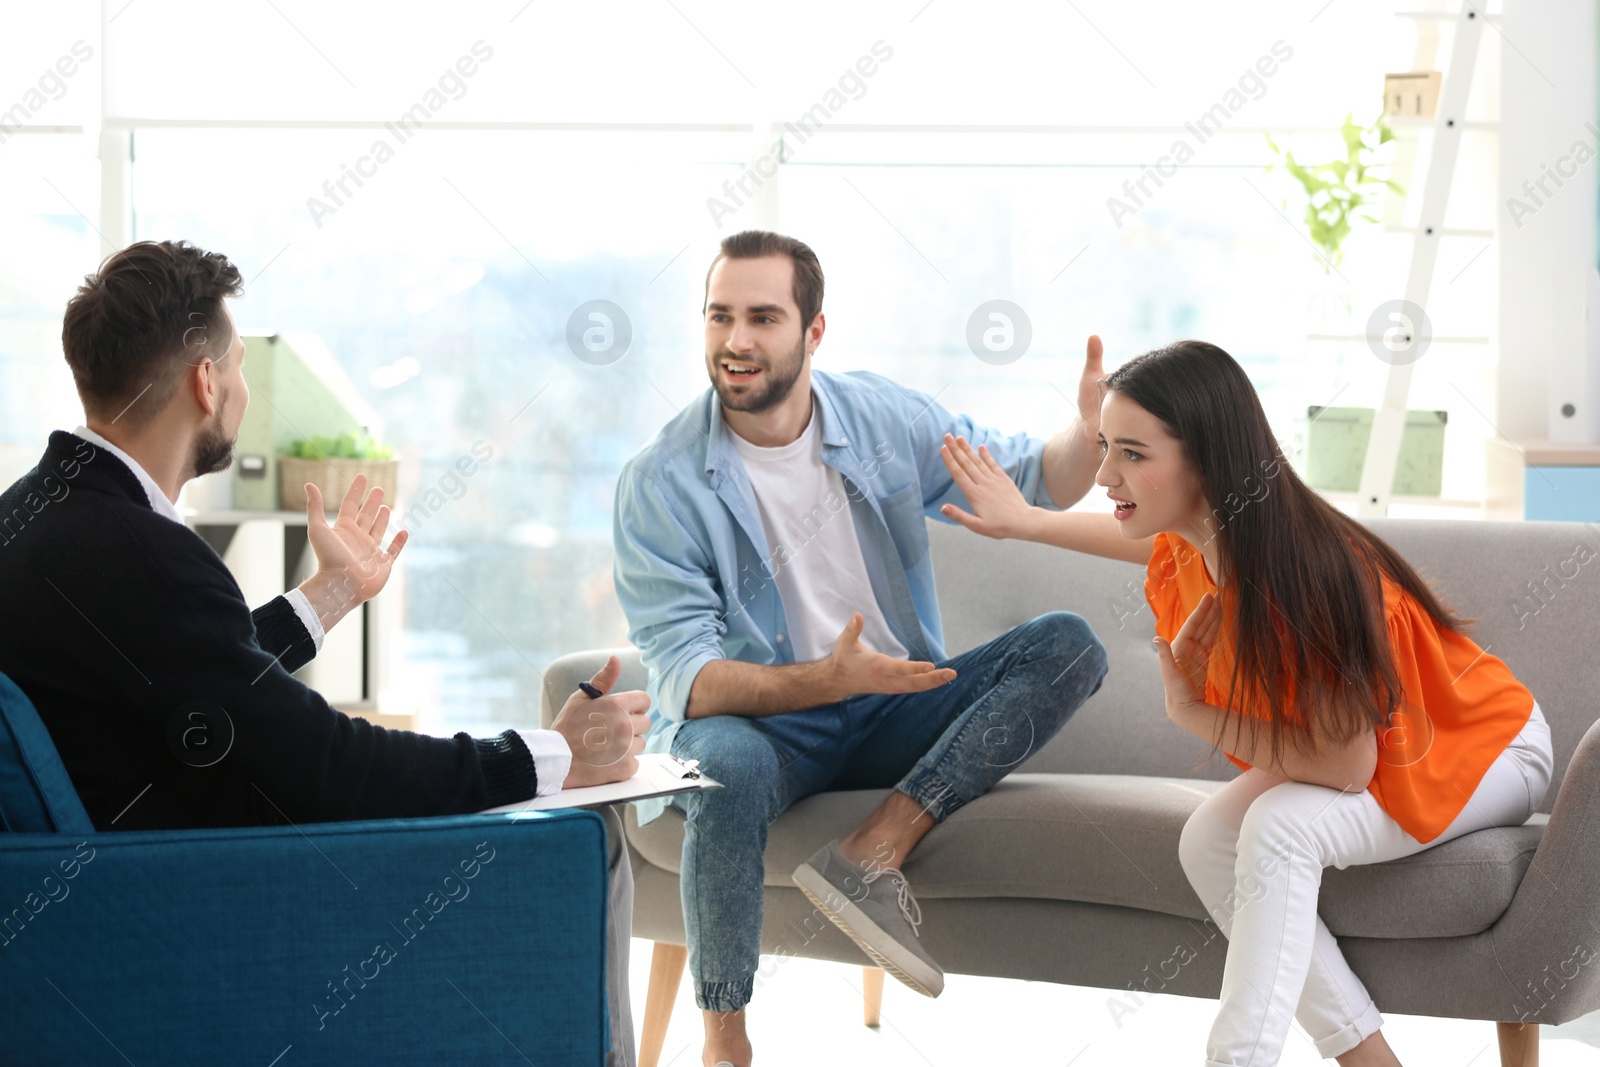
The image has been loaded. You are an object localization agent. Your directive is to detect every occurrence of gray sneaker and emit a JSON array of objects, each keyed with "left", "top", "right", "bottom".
[{"left": 792, "top": 840, "right": 944, "bottom": 997}]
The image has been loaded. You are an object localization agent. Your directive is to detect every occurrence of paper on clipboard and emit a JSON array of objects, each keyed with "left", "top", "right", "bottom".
[{"left": 480, "top": 752, "right": 722, "bottom": 814}]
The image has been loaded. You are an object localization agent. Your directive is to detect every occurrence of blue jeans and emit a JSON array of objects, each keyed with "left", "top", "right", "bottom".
[{"left": 669, "top": 611, "right": 1109, "bottom": 1012}]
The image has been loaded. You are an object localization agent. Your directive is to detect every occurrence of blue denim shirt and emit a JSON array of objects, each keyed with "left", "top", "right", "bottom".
[{"left": 613, "top": 369, "right": 1059, "bottom": 824}]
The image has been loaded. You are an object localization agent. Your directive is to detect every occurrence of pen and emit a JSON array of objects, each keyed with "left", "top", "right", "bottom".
[{"left": 578, "top": 681, "right": 604, "bottom": 699}]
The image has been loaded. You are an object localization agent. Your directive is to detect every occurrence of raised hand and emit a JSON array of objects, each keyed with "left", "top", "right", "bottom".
[
  {"left": 1078, "top": 334, "right": 1106, "bottom": 430},
  {"left": 300, "top": 474, "right": 409, "bottom": 629},
  {"left": 939, "top": 433, "right": 1037, "bottom": 540},
  {"left": 553, "top": 654, "right": 653, "bottom": 788},
  {"left": 825, "top": 612, "right": 957, "bottom": 697},
  {"left": 1153, "top": 591, "right": 1222, "bottom": 721}
]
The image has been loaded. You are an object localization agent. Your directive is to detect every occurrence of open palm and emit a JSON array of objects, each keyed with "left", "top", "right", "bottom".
[
  {"left": 1153, "top": 591, "right": 1222, "bottom": 717},
  {"left": 305, "top": 474, "right": 408, "bottom": 604},
  {"left": 938, "top": 434, "right": 1033, "bottom": 539}
]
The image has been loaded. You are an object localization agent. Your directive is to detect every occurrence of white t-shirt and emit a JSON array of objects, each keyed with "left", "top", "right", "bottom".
[{"left": 729, "top": 402, "right": 910, "bottom": 664}]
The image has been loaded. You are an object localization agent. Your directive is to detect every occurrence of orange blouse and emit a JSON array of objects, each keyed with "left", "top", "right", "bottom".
[{"left": 1144, "top": 532, "right": 1534, "bottom": 843}]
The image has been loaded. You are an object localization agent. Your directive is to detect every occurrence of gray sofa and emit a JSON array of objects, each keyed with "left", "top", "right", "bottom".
[{"left": 541, "top": 518, "right": 1600, "bottom": 1066}]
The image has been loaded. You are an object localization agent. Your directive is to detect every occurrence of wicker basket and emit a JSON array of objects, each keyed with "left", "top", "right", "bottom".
[{"left": 279, "top": 457, "right": 400, "bottom": 513}]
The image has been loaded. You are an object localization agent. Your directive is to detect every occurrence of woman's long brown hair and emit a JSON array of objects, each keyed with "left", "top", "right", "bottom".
[{"left": 1105, "top": 340, "right": 1473, "bottom": 762}]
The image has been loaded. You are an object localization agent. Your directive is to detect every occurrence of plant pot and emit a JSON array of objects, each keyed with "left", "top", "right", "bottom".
[{"left": 279, "top": 457, "right": 400, "bottom": 513}]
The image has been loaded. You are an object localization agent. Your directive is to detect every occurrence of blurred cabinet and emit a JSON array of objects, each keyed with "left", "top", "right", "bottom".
[{"left": 1487, "top": 439, "right": 1600, "bottom": 523}]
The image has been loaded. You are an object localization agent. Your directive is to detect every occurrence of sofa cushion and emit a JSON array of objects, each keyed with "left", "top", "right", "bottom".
[
  {"left": 1321, "top": 813, "right": 1544, "bottom": 939},
  {"left": 626, "top": 771, "right": 1544, "bottom": 940},
  {"left": 0, "top": 671, "right": 94, "bottom": 833}
]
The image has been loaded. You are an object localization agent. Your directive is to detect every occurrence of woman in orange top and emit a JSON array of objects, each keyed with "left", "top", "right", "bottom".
[{"left": 938, "top": 339, "right": 1553, "bottom": 1067}]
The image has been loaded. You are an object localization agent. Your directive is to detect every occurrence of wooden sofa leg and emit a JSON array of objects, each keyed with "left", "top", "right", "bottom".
[
  {"left": 639, "top": 941, "right": 687, "bottom": 1067},
  {"left": 1496, "top": 1021, "right": 1538, "bottom": 1067},
  {"left": 863, "top": 967, "right": 885, "bottom": 1027}
]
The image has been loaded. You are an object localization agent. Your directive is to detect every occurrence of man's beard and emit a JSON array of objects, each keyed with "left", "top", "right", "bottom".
[
  {"left": 710, "top": 334, "right": 806, "bottom": 415},
  {"left": 191, "top": 392, "right": 236, "bottom": 478}
]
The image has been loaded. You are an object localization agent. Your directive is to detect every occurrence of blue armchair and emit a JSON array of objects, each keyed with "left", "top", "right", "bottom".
[{"left": 0, "top": 671, "right": 609, "bottom": 1066}]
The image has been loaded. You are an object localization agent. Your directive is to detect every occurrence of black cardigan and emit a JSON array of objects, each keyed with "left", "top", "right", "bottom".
[{"left": 0, "top": 431, "right": 537, "bottom": 830}]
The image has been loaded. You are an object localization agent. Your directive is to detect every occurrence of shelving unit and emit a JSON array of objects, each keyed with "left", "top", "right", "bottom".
[
  {"left": 1355, "top": 4, "right": 1490, "bottom": 517},
  {"left": 1319, "top": 490, "right": 1484, "bottom": 511}
]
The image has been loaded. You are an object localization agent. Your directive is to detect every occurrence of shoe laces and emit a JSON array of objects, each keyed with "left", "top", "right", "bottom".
[{"left": 861, "top": 865, "right": 923, "bottom": 938}]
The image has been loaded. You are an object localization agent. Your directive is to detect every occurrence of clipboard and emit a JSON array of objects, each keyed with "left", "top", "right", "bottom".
[{"left": 479, "top": 753, "right": 722, "bottom": 814}]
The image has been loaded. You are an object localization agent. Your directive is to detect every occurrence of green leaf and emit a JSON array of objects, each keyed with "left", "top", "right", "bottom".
[
  {"left": 1264, "top": 110, "right": 1396, "bottom": 268},
  {"left": 1341, "top": 113, "right": 1363, "bottom": 154},
  {"left": 1284, "top": 155, "right": 1328, "bottom": 195},
  {"left": 286, "top": 432, "right": 393, "bottom": 461}
]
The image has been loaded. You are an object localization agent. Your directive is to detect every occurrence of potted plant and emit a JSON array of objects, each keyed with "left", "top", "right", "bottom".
[
  {"left": 1267, "top": 110, "right": 1443, "bottom": 497},
  {"left": 279, "top": 432, "right": 398, "bottom": 512},
  {"left": 1267, "top": 111, "right": 1402, "bottom": 272},
  {"left": 1267, "top": 111, "right": 1402, "bottom": 332}
]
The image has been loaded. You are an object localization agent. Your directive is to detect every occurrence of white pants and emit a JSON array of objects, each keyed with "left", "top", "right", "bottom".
[{"left": 1178, "top": 703, "right": 1554, "bottom": 1066}]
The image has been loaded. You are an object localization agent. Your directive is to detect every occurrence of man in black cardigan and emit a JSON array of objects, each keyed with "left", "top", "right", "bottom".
[{"left": 0, "top": 240, "right": 647, "bottom": 1066}]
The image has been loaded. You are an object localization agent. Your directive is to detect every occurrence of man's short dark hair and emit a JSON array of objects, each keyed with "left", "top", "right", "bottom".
[
  {"left": 62, "top": 240, "right": 243, "bottom": 425},
  {"left": 704, "top": 230, "right": 825, "bottom": 331}
]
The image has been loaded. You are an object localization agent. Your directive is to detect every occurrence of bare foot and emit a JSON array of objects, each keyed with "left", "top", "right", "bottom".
[
  {"left": 1335, "top": 1029, "right": 1401, "bottom": 1067},
  {"left": 702, "top": 1007, "right": 752, "bottom": 1067}
]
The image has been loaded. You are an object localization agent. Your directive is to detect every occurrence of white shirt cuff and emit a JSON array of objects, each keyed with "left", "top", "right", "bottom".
[
  {"left": 283, "top": 588, "right": 326, "bottom": 652},
  {"left": 516, "top": 729, "right": 573, "bottom": 797}
]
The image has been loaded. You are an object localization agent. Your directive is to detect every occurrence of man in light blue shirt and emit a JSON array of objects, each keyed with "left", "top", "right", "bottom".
[{"left": 613, "top": 230, "right": 1110, "bottom": 1067}]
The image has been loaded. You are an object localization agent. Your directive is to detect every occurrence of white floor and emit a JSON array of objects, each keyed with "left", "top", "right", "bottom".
[{"left": 627, "top": 939, "right": 1600, "bottom": 1066}]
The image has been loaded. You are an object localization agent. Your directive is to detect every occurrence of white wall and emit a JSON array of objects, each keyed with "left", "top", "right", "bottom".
[{"left": 1500, "top": 0, "right": 1600, "bottom": 445}]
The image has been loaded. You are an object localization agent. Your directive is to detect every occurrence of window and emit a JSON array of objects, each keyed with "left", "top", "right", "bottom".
[
  {"left": 0, "top": 137, "right": 100, "bottom": 486},
  {"left": 4, "top": 0, "right": 1503, "bottom": 735}
]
